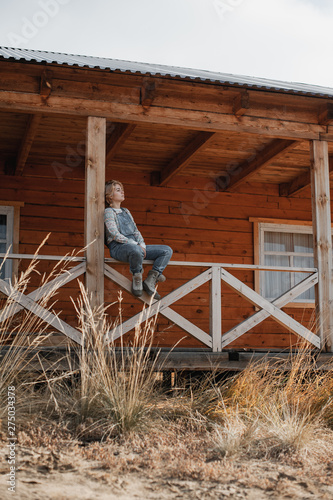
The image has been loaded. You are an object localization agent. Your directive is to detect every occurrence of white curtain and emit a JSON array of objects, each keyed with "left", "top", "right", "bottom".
[{"left": 263, "top": 231, "right": 314, "bottom": 301}]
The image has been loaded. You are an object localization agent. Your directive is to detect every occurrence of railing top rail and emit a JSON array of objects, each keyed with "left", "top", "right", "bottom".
[
  {"left": 0, "top": 254, "right": 317, "bottom": 273},
  {"left": 0, "top": 253, "right": 84, "bottom": 262},
  {"left": 106, "top": 258, "right": 317, "bottom": 273}
]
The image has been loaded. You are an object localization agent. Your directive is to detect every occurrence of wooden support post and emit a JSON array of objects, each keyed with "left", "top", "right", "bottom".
[
  {"left": 85, "top": 116, "right": 106, "bottom": 310},
  {"left": 310, "top": 140, "right": 333, "bottom": 352},
  {"left": 210, "top": 266, "right": 222, "bottom": 352}
]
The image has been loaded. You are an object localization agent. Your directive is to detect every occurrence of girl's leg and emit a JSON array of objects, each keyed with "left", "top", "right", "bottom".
[
  {"left": 145, "top": 245, "right": 173, "bottom": 274},
  {"left": 109, "top": 242, "right": 145, "bottom": 274}
]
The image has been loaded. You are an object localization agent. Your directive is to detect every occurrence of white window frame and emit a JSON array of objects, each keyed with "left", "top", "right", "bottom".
[
  {"left": 259, "top": 222, "right": 315, "bottom": 304},
  {"left": 251, "top": 218, "right": 320, "bottom": 308},
  {"left": 0, "top": 205, "right": 14, "bottom": 281}
]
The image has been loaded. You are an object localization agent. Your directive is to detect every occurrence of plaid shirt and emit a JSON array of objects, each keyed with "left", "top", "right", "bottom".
[{"left": 104, "top": 207, "right": 145, "bottom": 247}]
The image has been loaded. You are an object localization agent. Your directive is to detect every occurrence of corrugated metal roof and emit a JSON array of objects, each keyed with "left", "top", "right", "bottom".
[{"left": 1, "top": 46, "right": 333, "bottom": 98}]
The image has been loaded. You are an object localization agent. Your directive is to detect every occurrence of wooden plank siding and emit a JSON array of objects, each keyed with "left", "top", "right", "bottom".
[
  {"left": 0, "top": 164, "right": 316, "bottom": 349},
  {"left": 1, "top": 56, "right": 333, "bottom": 351}
]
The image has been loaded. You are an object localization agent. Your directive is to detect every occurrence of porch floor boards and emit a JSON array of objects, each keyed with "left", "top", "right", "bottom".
[{"left": 1, "top": 346, "right": 331, "bottom": 372}]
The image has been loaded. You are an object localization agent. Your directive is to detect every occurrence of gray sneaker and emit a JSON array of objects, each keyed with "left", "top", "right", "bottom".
[{"left": 132, "top": 273, "right": 143, "bottom": 297}]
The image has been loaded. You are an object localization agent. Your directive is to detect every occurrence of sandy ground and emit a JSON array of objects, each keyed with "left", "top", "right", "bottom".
[{"left": 1, "top": 440, "right": 333, "bottom": 500}]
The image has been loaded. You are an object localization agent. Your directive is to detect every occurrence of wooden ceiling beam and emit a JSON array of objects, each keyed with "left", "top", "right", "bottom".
[
  {"left": 279, "top": 156, "right": 333, "bottom": 197},
  {"left": 233, "top": 91, "right": 249, "bottom": 117},
  {"left": 141, "top": 78, "right": 156, "bottom": 110},
  {"left": 318, "top": 103, "right": 333, "bottom": 126},
  {"left": 105, "top": 122, "right": 136, "bottom": 164},
  {"left": 0, "top": 90, "right": 329, "bottom": 141},
  {"left": 157, "top": 131, "right": 216, "bottom": 186},
  {"left": 15, "top": 114, "right": 41, "bottom": 176},
  {"left": 216, "top": 139, "right": 298, "bottom": 192},
  {"left": 40, "top": 70, "right": 52, "bottom": 101}
]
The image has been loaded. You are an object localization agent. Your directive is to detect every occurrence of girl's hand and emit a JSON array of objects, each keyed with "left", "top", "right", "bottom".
[{"left": 140, "top": 245, "right": 146, "bottom": 258}]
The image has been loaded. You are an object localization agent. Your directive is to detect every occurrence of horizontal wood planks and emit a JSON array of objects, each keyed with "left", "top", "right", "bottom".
[
  {"left": 0, "top": 164, "right": 317, "bottom": 348},
  {"left": 0, "top": 58, "right": 329, "bottom": 349},
  {"left": 0, "top": 61, "right": 326, "bottom": 127}
]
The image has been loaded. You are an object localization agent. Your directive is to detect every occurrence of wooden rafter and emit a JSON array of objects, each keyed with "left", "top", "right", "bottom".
[
  {"left": 15, "top": 114, "right": 41, "bottom": 176},
  {"left": 105, "top": 122, "right": 136, "bottom": 165},
  {"left": 141, "top": 78, "right": 156, "bottom": 110},
  {"left": 279, "top": 170, "right": 311, "bottom": 197},
  {"left": 216, "top": 139, "right": 298, "bottom": 192},
  {"left": 280, "top": 156, "right": 333, "bottom": 197},
  {"left": 318, "top": 103, "right": 333, "bottom": 125},
  {"left": 156, "top": 131, "right": 215, "bottom": 186},
  {"left": 40, "top": 70, "right": 52, "bottom": 100},
  {"left": 233, "top": 91, "right": 249, "bottom": 117}
]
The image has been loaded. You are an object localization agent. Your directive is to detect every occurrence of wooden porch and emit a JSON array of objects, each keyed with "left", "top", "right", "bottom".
[
  {"left": 0, "top": 252, "right": 320, "bottom": 353},
  {"left": 0, "top": 47, "right": 333, "bottom": 355}
]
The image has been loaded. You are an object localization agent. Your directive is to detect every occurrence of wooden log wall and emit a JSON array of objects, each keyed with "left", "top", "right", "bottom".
[
  {"left": 0, "top": 157, "right": 85, "bottom": 344},
  {"left": 0, "top": 155, "right": 318, "bottom": 349},
  {"left": 110, "top": 171, "right": 315, "bottom": 349},
  {"left": 1, "top": 58, "right": 330, "bottom": 350},
  {"left": 1, "top": 150, "right": 322, "bottom": 350}
]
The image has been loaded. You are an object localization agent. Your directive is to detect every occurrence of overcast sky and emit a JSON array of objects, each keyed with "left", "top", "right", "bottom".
[{"left": 1, "top": 0, "right": 333, "bottom": 88}]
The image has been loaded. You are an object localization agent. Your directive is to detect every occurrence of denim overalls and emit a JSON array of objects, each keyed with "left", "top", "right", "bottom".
[
  {"left": 108, "top": 208, "right": 173, "bottom": 275},
  {"left": 110, "top": 209, "right": 137, "bottom": 248}
]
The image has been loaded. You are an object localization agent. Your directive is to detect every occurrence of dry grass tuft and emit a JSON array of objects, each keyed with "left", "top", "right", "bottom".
[
  {"left": 0, "top": 242, "right": 79, "bottom": 421},
  {"left": 209, "top": 348, "right": 333, "bottom": 461},
  {"left": 40, "top": 284, "right": 165, "bottom": 440},
  {"left": 1, "top": 251, "right": 333, "bottom": 482}
]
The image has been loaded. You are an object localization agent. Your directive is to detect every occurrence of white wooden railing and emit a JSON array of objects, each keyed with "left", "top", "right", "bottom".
[
  {"left": 0, "top": 254, "right": 85, "bottom": 345},
  {"left": 0, "top": 253, "right": 319, "bottom": 350},
  {"left": 104, "top": 260, "right": 319, "bottom": 350}
]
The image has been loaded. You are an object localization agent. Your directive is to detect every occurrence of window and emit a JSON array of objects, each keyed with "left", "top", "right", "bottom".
[
  {"left": 252, "top": 220, "right": 318, "bottom": 305},
  {"left": 0, "top": 206, "right": 14, "bottom": 281},
  {"left": 260, "top": 223, "right": 315, "bottom": 303}
]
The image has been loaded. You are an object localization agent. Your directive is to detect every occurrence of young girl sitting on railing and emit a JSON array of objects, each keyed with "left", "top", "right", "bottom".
[{"left": 104, "top": 180, "right": 172, "bottom": 299}]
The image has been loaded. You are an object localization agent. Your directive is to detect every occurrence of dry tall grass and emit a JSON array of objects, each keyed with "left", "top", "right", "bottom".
[
  {"left": 40, "top": 284, "right": 165, "bottom": 440},
  {"left": 1, "top": 252, "right": 333, "bottom": 468},
  {"left": 0, "top": 243, "right": 76, "bottom": 421},
  {"left": 210, "top": 349, "right": 333, "bottom": 460}
]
